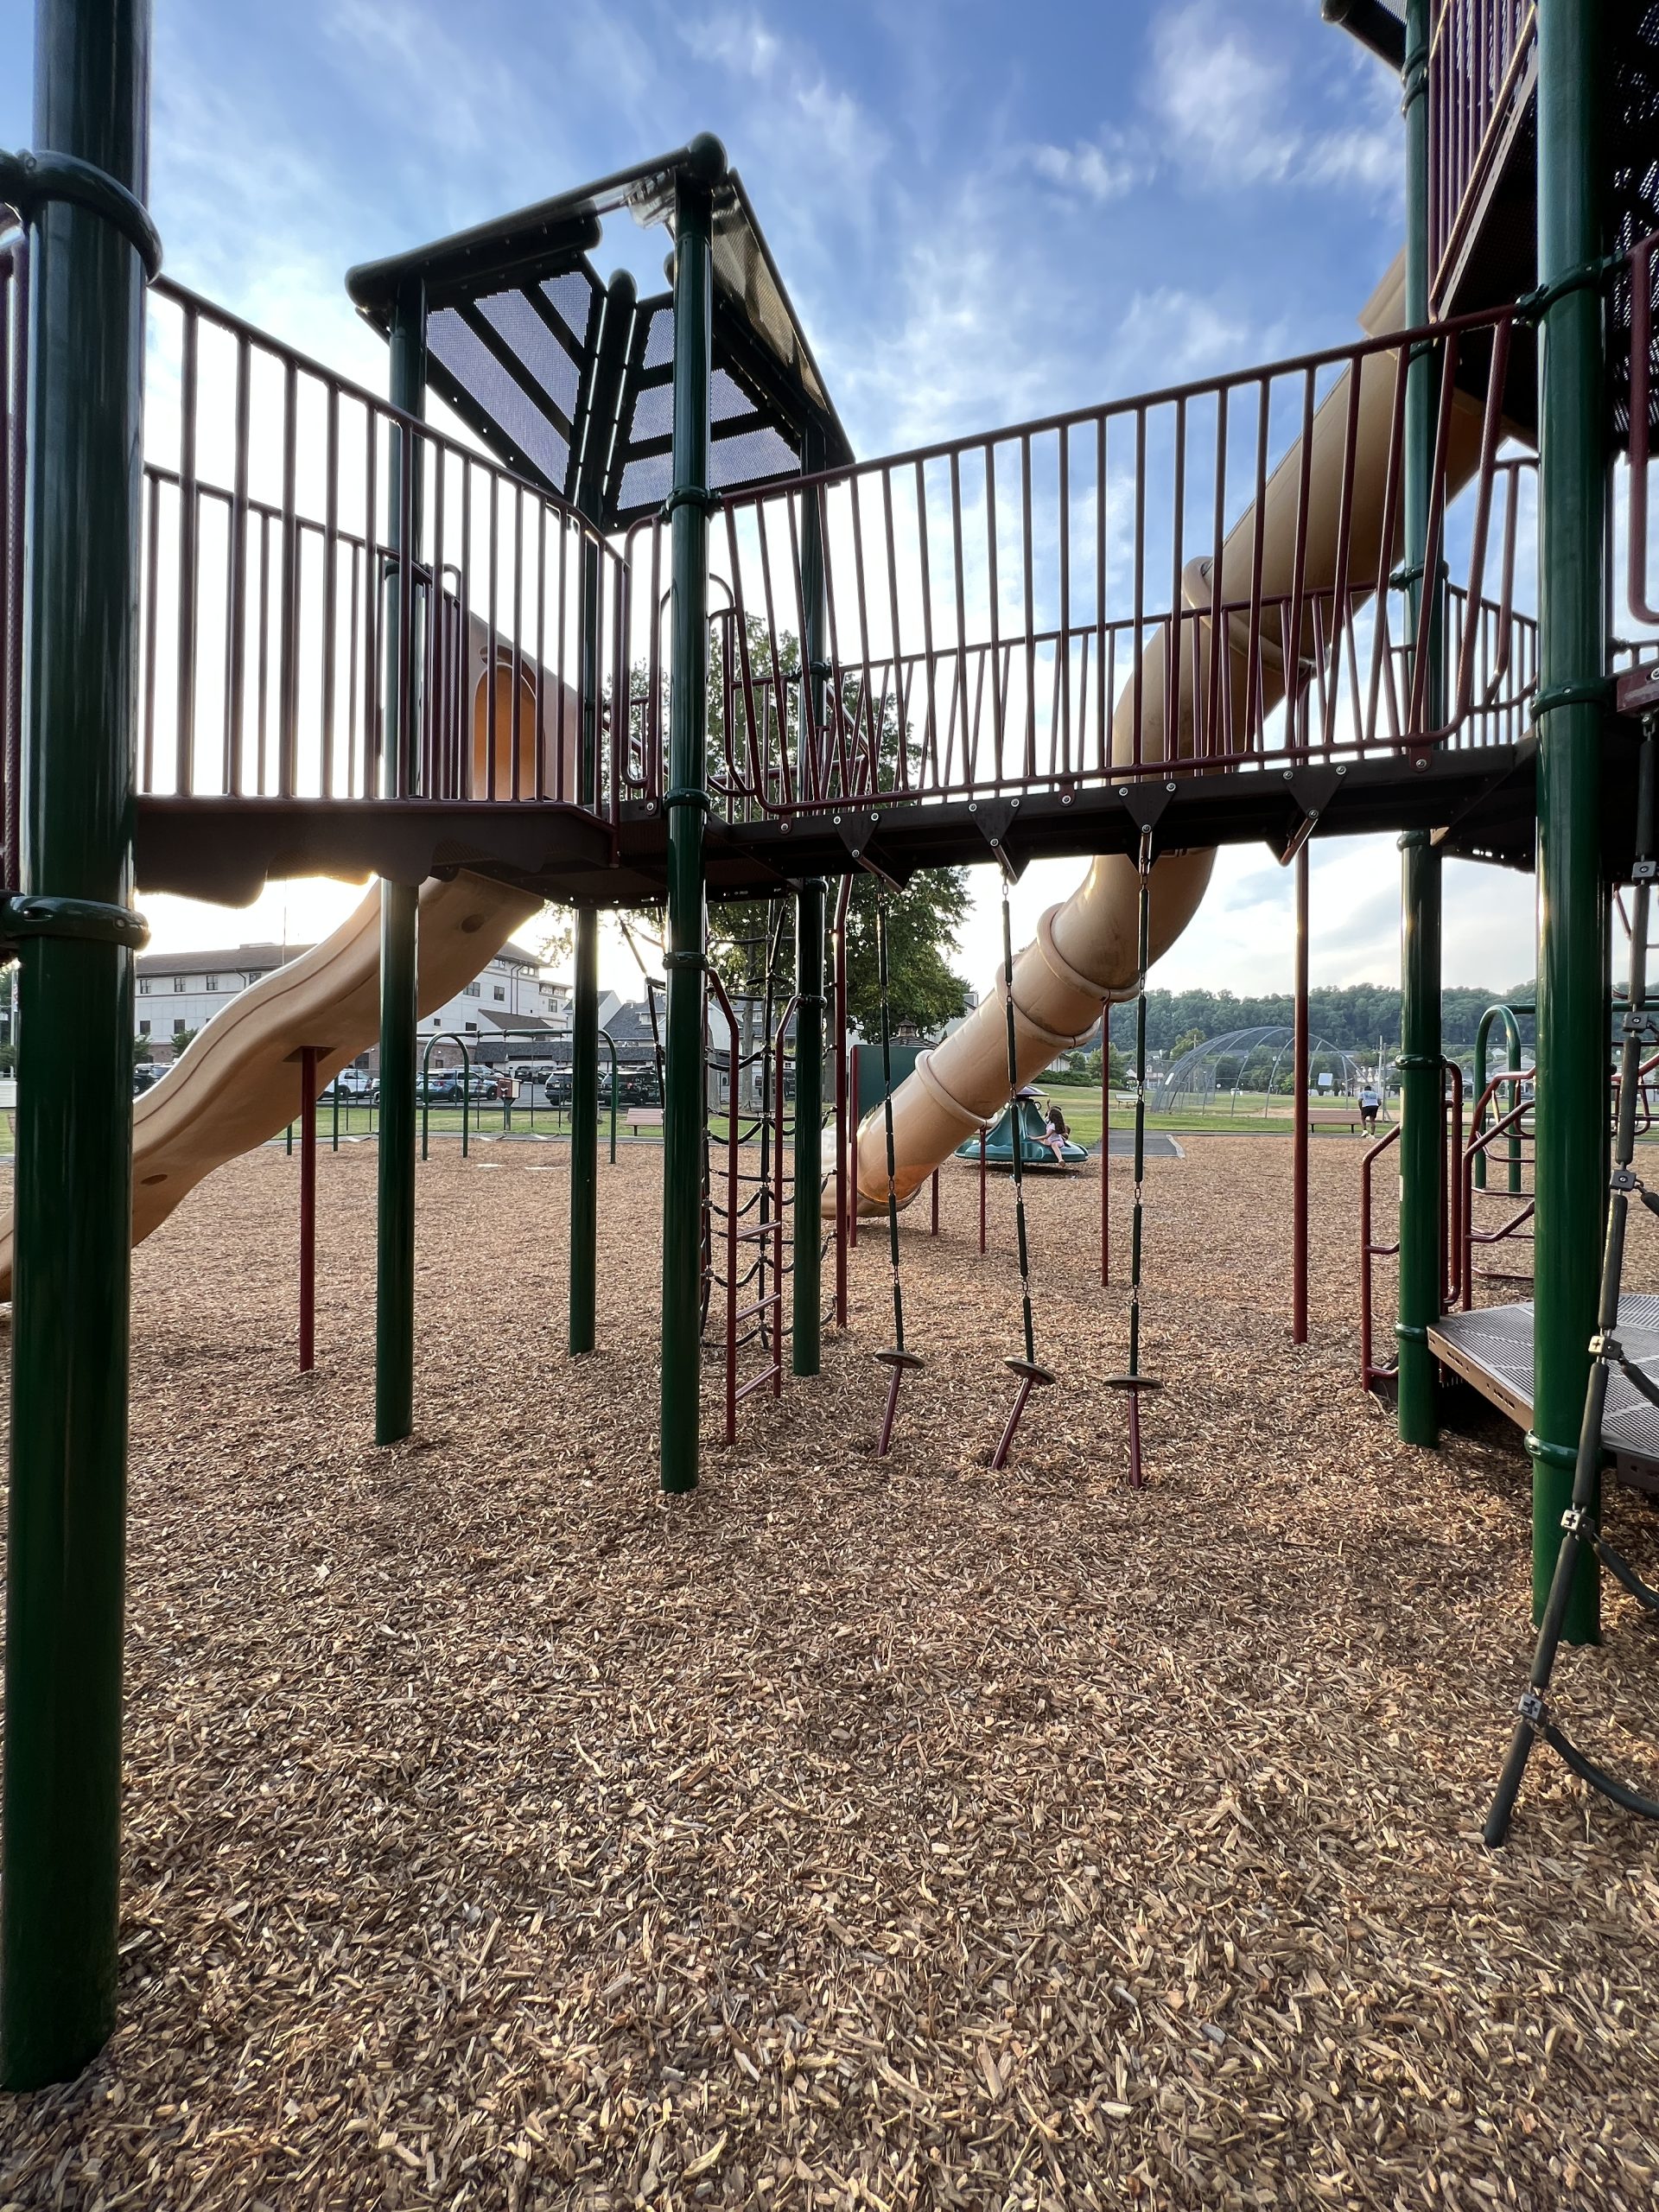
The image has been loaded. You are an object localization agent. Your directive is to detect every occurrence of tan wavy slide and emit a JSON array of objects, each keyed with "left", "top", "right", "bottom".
[
  {"left": 0, "top": 621, "right": 565, "bottom": 1301},
  {"left": 833, "top": 253, "right": 1494, "bottom": 1216},
  {"left": 0, "top": 871, "right": 543, "bottom": 1301}
]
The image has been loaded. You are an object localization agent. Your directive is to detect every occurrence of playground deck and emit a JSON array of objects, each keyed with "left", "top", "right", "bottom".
[
  {"left": 129, "top": 738, "right": 1562, "bottom": 910},
  {"left": 1, "top": 1135, "right": 1655, "bottom": 2207},
  {"left": 1430, "top": 1297, "right": 1659, "bottom": 1484}
]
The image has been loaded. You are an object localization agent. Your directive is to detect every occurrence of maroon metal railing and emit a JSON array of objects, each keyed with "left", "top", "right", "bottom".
[
  {"left": 137, "top": 279, "right": 627, "bottom": 819},
  {"left": 1359, "top": 1058, "right": 1464, "bottom": 1391},
  {"left": 626, "top": 303, "right": 1536, "bottom": 823},
  {"left": 1427, "top": 0, "right": 1536, "bottom": 313},
  {"left": 1459, "top": 1067, "right": 1536, "bottom": 1308},
  {"left": 0, "top": 230, "right": 26, "bottom": 894}
]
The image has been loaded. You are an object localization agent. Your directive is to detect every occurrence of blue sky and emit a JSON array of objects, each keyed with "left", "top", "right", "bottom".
[{"left": 0, "top": 0, "right": 1538, "bottom": 995}]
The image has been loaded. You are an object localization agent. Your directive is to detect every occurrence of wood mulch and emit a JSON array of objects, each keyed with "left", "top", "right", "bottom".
[{"left": 0, "top": 1132, "right": 1656, "bottom": 2210}]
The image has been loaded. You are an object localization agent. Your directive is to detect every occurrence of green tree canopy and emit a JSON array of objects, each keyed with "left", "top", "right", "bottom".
[{"left": 842, "top": 873, "right": 971, "bottom": 1038}]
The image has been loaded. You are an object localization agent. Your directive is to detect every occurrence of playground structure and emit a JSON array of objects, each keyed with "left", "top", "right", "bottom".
[
  {"left": 954, "top": 1090, "right": 1090, "bottom": 1173},
  {"left": 0, "top": 0, "right": 1656, "bottom": 2091}
]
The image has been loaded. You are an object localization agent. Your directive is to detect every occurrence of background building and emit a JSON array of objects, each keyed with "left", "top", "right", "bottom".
[{"left": 133, "top": 941, "right": 568, "bottom": 1065}]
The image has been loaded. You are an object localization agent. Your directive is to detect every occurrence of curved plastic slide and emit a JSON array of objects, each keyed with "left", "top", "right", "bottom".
[
  {"left": 0, "top": 870, "right": 542, "bottom": 1300},
  {"left": 833, "top": 255, "right": 1491, "bottom": 1216}
]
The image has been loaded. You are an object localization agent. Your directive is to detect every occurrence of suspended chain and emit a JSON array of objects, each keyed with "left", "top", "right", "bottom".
[
  {"left": 1000, "top": 877, "right": 1039, "bottom": 1370},
  {"left": 1484, "top": 720, "right": 1659, "bottom": 1844},
  {"left": 1128, "top": 825, "right": 1153, "bottom": 1380},
  {"left": 871, "top": 881, "right": 923, "bottom": 1457},
  {"left": 986, "top": 866, "right": 1058, "bottom": 1472}
]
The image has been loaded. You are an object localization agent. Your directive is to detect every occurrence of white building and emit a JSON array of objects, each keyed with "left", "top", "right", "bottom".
[
  {"left": 134, "top": 939, "right": 569, "bottom": 1064},
  {"left": 421, "top": 940, "right": 570, "bottom": 1068}
]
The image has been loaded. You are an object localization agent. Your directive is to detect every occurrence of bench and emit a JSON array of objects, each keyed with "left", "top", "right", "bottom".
[
  {"left": 627, "top": 1107, "right": 665, "bottom": 1129},
  {"left": 1307, "top": 1105, "right": 1388, "bottom": 1134}
]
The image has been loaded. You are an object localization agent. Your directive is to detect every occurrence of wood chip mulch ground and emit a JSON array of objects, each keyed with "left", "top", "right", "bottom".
[{"left": 0, "top": 1131, "right": 1656, "bottom": 2210}]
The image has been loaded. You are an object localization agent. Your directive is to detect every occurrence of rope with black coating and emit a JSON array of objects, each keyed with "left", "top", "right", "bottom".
[
  {"left": 989, "top": 868, "right": 1056, "bottom": 1471},
  {"left": 1485, "top": 719, "right": 1659, "bottom": 1843},
  {"left": 872, "top": 884, "right": 922, "bottom": 1456}
]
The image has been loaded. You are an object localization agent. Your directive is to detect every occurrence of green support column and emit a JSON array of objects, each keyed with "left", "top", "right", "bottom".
[
  {"left": 374, "top": 280, "right": 425, "bottom": 1445},
  {"left": 792, "top": 878, "right": 825, "bottom": 1376},
  {"left": 569, "top": 905, "right": 599, "bottom": 1351},
  {"left": 2, "top": 0, "right": 152, "bottom": 2088},
  {"left": 1395, "top": 0, "right": 1445, "bottom": 1446},
  {"left": 659, "top": 137, "right": 725, "bottom": 1494},
  {"left": 1530, "top": 0, "right": 1607, "bottom": 1642},
  {"left": 568, "top": 271, "right": 634, "bottom": 1357},
  {"left": 791, "top": 424, "right": 828, "bottom": 1379}
]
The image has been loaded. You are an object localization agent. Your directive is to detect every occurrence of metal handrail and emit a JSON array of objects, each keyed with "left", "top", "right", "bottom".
[
  {"left": 625, "top": 296, "right": 1540, "bottom": 824},
  {"left": 1358, "top": 1058, "right": 1464, "bottom": 1389},
  {"left": 136, "top": 276, "right": 629, "bottom": 820},
  {"left": 420, "top": 1032, "right": 473, "bottom": 1160},
  {"left": 1459, "top": 1071, "right": 1536, "bottom": 1307},
  {"left": 1428, "top": 2, "right": 1537, "bottom": 311}
]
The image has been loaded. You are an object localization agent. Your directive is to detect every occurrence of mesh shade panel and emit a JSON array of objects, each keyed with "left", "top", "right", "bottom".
[
  {"left": 1611, "top": 2, "right": 1659, "bottom": 442},
  {"left": 544, "top": 269, "right": 599, "bottom": 345},
  {"left": 709, "top": 423, "right": 798, "bottom": 486},
  {"left": 619, "top": 452, "right": 672, "bottom": 514},
  {"left": 477, "top": 289, "right": 582, "bottom": 426},
  {"left": 429, "top": 307, "right": 572, "bottom": 490},
  {"left": 631, "top": 381, "right": 674, "bottom": 443},
  {"left": 711, "top": 366, "right": 757, "bottom": 424},
  {"left": 643, "top": 305, "right": 675, "bottom": 371}
]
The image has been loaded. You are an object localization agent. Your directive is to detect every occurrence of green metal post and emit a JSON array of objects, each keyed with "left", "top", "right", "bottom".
[
  {"left": 2, "top": 0, "right": 151, "bottom": 2090},
  {"left": 374, "top": 279, "right": 424, "bottom": 1446},
  {"left": 570, "top": 904, "right": 599, "bottom": 1353},
  {"left": 792, "top": 878, "right": 825, "bottom": 1376},
  {"left": 567, "top": 271, "right": 633, "bottom": 1355},
  {"left": 1530, "top": 0, "right": 1607, "bottom": 1641},
  {"left": 792, "top": 426, "right": 827, "bottom": 1379},
  {"left": 659, "top": 138, "right": 724, "bottom": 1494},
  {"left": 1395, "top": 0, "right": 1445, "bottom": 1447}
]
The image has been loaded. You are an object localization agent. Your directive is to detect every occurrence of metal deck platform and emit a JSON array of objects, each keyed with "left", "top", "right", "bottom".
[
  {"left": 1429, "top": 1297, "right": 1659, "bottom": 1478},
  {"left": 134, "top": 739, "right": 1556, "bottom": 908}
]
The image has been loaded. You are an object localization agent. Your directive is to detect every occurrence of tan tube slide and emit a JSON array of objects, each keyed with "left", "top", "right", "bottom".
[
  {"left": 0, "top": 625, "right": 570, "bottom": 1304},
  {"left": 835, "top": 255, "right": 1490, "bottom": 1216},
  {"left": 0, "top": 870, "right": 542, "bottom": 1301}
]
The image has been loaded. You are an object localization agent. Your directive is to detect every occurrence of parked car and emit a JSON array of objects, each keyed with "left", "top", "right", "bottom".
[
  {"left": 133, "top": 1062, "right": 163, "bottom": 1096},
  {"left": 321, "top": 1070, "right": 377, "bottom": 1103},
  {"left": 542, "top": 1071, "right": 573, "bottom": 1106}
]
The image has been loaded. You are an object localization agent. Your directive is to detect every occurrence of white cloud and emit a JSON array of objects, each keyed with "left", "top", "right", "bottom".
[
  {"left": 680, "top": 11, "right": 890, "bottom": 215},
  {"left": 1028, "top": 131, "right": 1145, "bottom": 207},
  {"left": 1145, "top": 2, "right": 1297, "bottom": 188},
  {"left": 1143, "top": 1, "right": 1402, "bottom": 208}
]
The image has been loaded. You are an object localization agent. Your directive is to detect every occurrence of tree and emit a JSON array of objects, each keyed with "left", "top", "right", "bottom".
[
  {"left": 840, "top": 872, "right": 971, "bottom": 1038},
  {"left": 132, "top": 1036, "right": 152, "bottom": 1065},
  {"left": 170, "top": 1027, "right": 198, "bottom": 1057},
  {"left": 1169, "top": 1026, "right": 1206, "bottom": 1063},
  {"left": 1081, "top": 1043, "right": 1128, "bottom": 1088},
  {"left": 628, "top": 619, "right": 971, "bottom": 1052}
]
